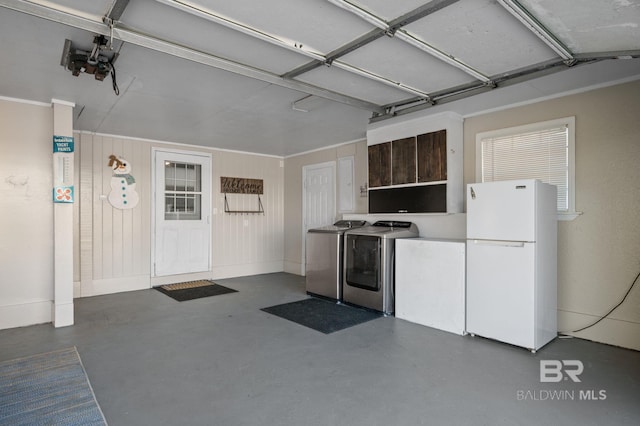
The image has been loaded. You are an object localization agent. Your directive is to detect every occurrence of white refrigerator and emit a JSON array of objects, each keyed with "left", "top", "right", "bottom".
[{"left": 466, "top": 179, "right": 557, "bottom": 352}]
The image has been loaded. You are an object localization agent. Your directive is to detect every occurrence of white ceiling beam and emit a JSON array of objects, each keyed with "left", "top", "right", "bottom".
[
  {"left": 326, "top": 0, "right": 388, "bottom": 30},
  {"left": 575, "top": 50, "right": 640, "bottom": 60},
  {"left": 326, "top": 0, "right": 492, "bottom": 84},
  {"left": 286, "top": 0, "right": 461, "bottom": 79},
  {"left": 154, "top": 0, "right": 431, "bottom": 99},
  {"left": 331, "top": 61, "right": 431, "bottom": 99},
  {"left": 393, "top": 31, "right": 492, "bottom": 84},
  {"left": 0, "top": 0, "right": 384, "bottom": 113},
  {"left": 497, "top": 0, "right": 575, "bottom": 64},
  {"left": 106, "top": 0, "right": 130, "bottom": 21},
  {"left": 153, "top": 0, "right": 326, "bottom": 62},
  {"left": 1, "top": 0, "right": 106, "bottom": 32}
]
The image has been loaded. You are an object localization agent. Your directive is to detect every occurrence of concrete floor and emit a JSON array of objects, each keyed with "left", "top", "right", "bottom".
[{"left": 1, "top": 272, "right": 639, "bottom": 426}]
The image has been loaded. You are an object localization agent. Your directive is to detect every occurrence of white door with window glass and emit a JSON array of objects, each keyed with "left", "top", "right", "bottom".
[
  {"left": 302, "top": 162, "right": 336, "bottom": 273},
  {"left": 153, "top": 150, "right": 211, "bottom": 277}
]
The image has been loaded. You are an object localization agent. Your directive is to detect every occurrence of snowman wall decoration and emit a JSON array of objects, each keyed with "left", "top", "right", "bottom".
[{"left": 107, "top": 155, "right": 139, "bottom": 209}]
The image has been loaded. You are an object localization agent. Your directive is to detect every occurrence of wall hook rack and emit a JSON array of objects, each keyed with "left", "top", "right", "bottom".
[
  {"left": 221, "top": 176, "right": 265, "bottom": 214},
  {"left": 223, "top": 193, "right": 264, "bottom": 214}
]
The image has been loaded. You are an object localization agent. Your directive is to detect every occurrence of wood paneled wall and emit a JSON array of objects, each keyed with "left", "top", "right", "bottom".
[
  {"left": 78, "top": 133, "right": 151, "bottom": 296},
  {"left": 211, "top": 151, "right": 284, "bottom": 278},
  {"left": 76, "top": 133, "right": 284, "bottom": 296}
]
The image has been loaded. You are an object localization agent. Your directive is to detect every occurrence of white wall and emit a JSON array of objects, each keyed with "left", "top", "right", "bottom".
[
  {"left": 0, "top": 98, "right": 54, "bottom": 328},
  {"left": 343, "top": 213, "right": 466, "bottom": 240}
]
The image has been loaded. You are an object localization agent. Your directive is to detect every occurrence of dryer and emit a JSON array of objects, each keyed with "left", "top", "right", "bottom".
[{"left": 343, "top": 221, "right": 419, "bottom": 314}]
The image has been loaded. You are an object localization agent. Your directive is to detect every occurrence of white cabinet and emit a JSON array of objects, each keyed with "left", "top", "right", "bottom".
[{"left": 395, "top": 238, "right": 466, "bottom": 335}]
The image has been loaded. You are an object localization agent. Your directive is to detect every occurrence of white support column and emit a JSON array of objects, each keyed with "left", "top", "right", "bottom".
[{"left": 52, "top": 99, "right": 75, "bottom": 327}]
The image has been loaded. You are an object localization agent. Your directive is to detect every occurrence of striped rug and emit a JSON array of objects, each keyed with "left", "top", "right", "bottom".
[{"left": 0, "top": 347, "right": 107, "bottom": 425}]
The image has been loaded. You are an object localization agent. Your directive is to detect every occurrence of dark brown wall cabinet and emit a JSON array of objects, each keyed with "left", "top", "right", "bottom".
[
  {"left": 391, "top": 137, "right": 416, "bottom": 185},
  {"left": 368, "top": 142, "right": 391, "bottom": 188},
  {"left": 368, "top": 129, "right": 448, "bottom": 214},
  {"left": 417, "top": 129, "right": 447, "bottom": 182}
]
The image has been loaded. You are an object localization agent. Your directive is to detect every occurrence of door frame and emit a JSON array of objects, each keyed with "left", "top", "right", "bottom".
[
  {"left": 301, "top": 161, "right": 336, "bottom": 275},
  {"left": 151, "top": 147, "right": 213, "bottom": 279}
]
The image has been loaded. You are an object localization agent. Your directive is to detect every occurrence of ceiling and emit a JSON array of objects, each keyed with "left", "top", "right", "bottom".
[{"left": 0, "top": 0, "right": 639, "bottom": 156}]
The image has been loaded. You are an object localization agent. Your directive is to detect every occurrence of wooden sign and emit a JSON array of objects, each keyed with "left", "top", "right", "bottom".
[{"left": 221, "top": 177, "right": 263, "bottom": 194}]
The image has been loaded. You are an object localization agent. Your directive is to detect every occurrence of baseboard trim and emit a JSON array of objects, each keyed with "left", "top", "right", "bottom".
[
  {"left": 52, "top": 301, "right": 74, "bottom": 328},
  {"left": 284, "top": 261, "right": 304, "bottom": 276},
  {"left": 80, "top": 263, "right": 287, "bottom": 295},
  {"left": 80, "top": 275, "right": 151, "bottom": 297},
  {"left": 212, "top": 261, "right": 284, "bottom": 280},
  {"left": 558, "top": 309, "right": 640, "bottom": 351},
  {"left": 0, "top": 300, "right": 52, "bottom": 330}
]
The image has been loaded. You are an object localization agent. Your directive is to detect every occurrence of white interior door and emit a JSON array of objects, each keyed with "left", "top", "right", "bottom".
[
  {"left": 302, "top": 161, "right": 336, "bottom": 273},
  {"left": 153, "top": 150, "right": 211, "bottom": 277}
]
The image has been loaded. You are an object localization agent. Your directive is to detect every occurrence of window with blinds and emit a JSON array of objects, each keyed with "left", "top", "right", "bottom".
[{"left": 476, "top": 117, "right": 575, "bottom": 213}]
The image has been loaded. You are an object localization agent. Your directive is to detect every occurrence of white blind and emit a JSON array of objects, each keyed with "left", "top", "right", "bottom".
[{"left": 481, "top": 125, "right": 569, "bottom": 211}]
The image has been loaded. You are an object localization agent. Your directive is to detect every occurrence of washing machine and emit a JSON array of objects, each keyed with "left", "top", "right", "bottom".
[
  {"left": 343, "top": 221, "right": 419, "bottom": 314},
  {"left": 305, "top": 220, "right": 368, "bottom": 301}
]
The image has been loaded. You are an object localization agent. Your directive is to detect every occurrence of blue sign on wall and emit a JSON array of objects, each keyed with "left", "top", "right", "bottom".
[{"left": 53, "top": 135, "right": 74, "bottom": 153}]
